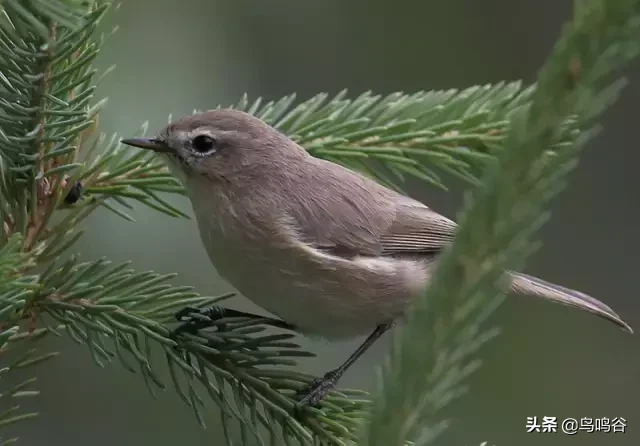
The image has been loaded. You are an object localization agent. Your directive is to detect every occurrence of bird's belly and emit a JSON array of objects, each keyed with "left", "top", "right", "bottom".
[
  {"left": 204, "top": 241, "right": 429, "bottom": 340},
  {"left": 238, "top": 283, "right": 387, "bottom": 339}
]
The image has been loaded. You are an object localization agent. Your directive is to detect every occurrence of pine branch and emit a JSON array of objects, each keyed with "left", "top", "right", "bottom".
[
  {"left": 0, "top": 1, "right": 191, "bottom": 443},
  {"left": 362, "top": 1, "right": 640, "bottom": 445},
  {"left": 0, "top": 1, "right": 108, "bottom": 253},
  {"left": 20, "top": 254, "right": 378, "bottom": 445},
  {"left": 224, "top": 83, "right": 580, "bottom": 192},
  {"left": 0, "top": 0, "right": 184, "bottom": 258},
  {"left": 0, "top": 327, "right": 59, "bottom": 434},
  {"left": 73, "top": 122, "right": 188, "bottom": 221},
  {"left": 0, "top": 235, "right": 57, "bottom": 439}
]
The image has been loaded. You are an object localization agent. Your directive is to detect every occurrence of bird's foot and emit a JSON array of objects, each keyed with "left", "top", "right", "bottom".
[
  {"left": 169, "top": 306, "right": 233, "bottom": 365},
  {"left": 172, "top": 305, "right": 229, "bottom": 338},
  {"left": 172, "top": 305, "right": 297, "bottom": 336},
  {"left": 294, "top": 369, "right": 341, "bottom": 416},
  {"left": 170, "top": 305, "right": 298, "bottom": 365}
]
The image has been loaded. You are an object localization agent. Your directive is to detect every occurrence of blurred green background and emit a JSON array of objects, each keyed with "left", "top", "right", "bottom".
[{"left": 17, "top": 0, "right": 640, "bottom": 445}]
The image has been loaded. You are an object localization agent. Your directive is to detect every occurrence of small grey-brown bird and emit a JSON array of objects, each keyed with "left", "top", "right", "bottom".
[{"left": 122, "top": 109, "right": 632, "bottom": 408}]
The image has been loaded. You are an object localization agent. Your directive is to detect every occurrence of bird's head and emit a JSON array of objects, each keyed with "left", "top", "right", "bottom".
[{"left": 121, "top": 109, "right": 306, "bottom": 184}]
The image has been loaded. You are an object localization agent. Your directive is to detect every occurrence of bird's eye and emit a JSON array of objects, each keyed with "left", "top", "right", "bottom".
[{"left": 192, "top": 134, "right": 216, "bottom": 154}]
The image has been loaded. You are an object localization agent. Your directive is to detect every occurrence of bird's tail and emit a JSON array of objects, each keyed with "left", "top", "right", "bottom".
[{"left": 509, "top": 272, "right": 633, "bottom": 333}]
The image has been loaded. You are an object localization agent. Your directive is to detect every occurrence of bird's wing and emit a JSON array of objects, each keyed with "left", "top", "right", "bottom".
[
  {"left": 294, "top": 190, "right": 457, "bottom": 259},
  {"left": 286, "top": 158, "right": 457, "bottom": 258},
  {"left": 378, "top": 196, "right": 458, "bottom": 256}
]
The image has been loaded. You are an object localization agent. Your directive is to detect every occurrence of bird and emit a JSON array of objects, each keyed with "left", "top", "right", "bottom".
[{"left": 121, "top": 108, "right": 632, "bottom": 409}]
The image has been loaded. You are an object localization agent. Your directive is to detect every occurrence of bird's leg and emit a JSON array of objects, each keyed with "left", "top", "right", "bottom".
[
  {"left": 295, "top": 322, "right": 393, "bottom": 414},
  {"left": 172, "top": 306, "right": 297, "bottom": 337}
]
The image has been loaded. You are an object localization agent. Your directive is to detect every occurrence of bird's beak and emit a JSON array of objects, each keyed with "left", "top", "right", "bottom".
[{"left": 120, "top": 137, "right": 172, "bottom": 153}]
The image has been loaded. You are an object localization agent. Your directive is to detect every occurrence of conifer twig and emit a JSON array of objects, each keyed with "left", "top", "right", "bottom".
[{"left": 362, "top": 1, "right": 640, "bottom": 445}]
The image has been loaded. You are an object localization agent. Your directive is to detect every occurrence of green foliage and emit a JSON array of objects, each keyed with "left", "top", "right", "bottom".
[
  {"left": 228, "top": 83, "right": 577, "bottom": 192},
  {"left": 0, "top": 235, "right": 57, "bottom": 444},
  {"left": 362, "top": 1, "right": 640, "bottom": 445},
  {"left": 0, "top": 0, "right": 184, "bottom": 259},
  {"left": 0, "top": 0, "right": 637, "bottom": 446}
]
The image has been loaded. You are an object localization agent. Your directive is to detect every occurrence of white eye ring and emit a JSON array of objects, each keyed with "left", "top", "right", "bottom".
[{"left": 191, "top": 134, "right": 217, "bottom": 155}]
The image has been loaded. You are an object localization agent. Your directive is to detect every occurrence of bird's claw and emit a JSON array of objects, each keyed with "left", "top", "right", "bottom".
[
  {"left": 174, "top": 306, "right": 201, "bottom": 322},
  {"left": 174, "top": 305, "right": 227, "bottom": 323},
  {"left": 170, "top": 306, "right": 231, "bottom": 365},
  {"left": 172, "top": 305, "right": 228, "bottom": 337},
  {"left": 294, "top": 370, "right": 340, "bottom": 417}
]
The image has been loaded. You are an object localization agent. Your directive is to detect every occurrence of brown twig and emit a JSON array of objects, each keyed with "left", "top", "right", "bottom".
[{"left": 23, "top": 23, "right": 57, "bottom": 253}]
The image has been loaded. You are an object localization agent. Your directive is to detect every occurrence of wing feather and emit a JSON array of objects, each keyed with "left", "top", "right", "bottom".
[
  {"left": 380, "top": 198, "right": 457, "bottom": 256},
  {"left": 289, "top": 158, "right": 457, "bottom": 258}
]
